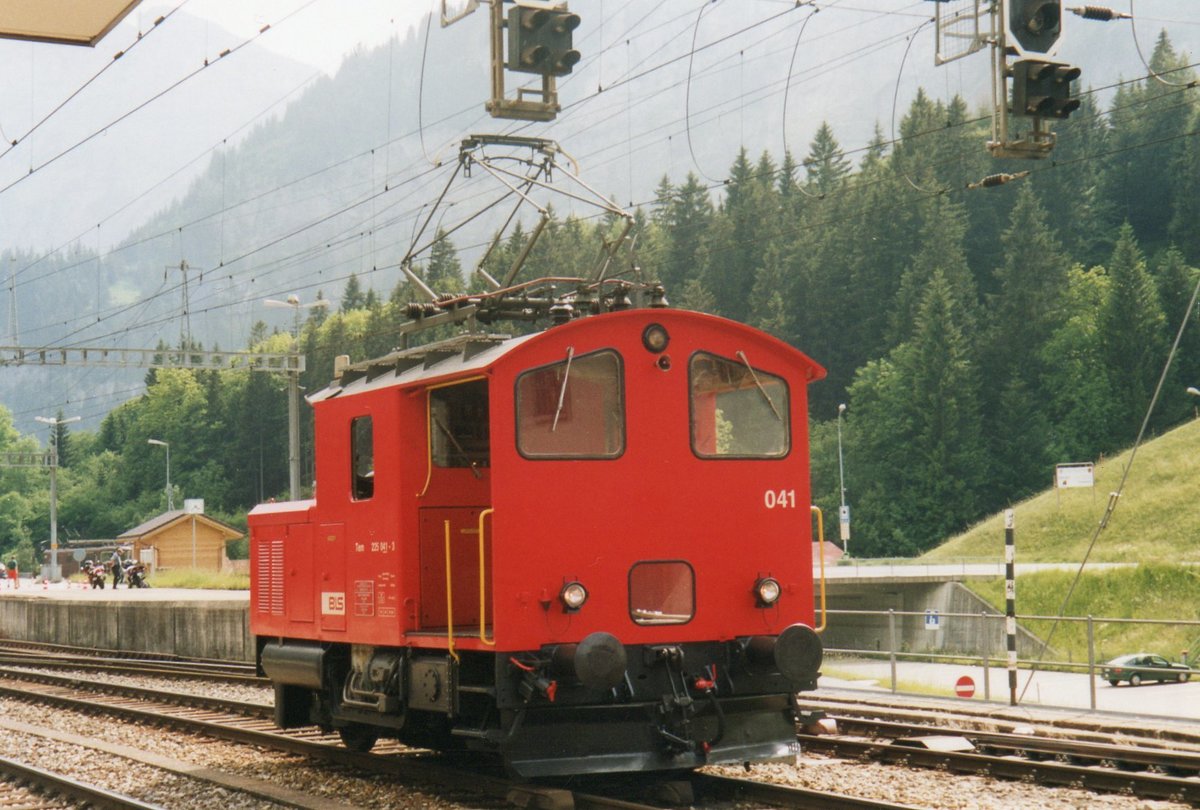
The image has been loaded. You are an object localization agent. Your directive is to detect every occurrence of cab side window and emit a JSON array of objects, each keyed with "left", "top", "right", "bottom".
[
  {"left": 516, "top": 349, "right": 625, "bottom": 458},
  {"left": 689, "top": 351, "right": 789, "bottom": 458},
  {"left": 351, "top": 415, "right": 374, "bottom": 500}
]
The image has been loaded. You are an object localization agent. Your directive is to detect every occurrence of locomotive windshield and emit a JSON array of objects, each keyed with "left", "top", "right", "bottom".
[
  {"left": 516, "top": 349, "right": 624, "bottom": 458},
  {"left": 689, "top": 351, "right": 789, "bottom": 458}
]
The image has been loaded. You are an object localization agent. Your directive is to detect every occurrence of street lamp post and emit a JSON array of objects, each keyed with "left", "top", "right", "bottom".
[
  {"left": 265, "top": 294, "right": 330, "bottom": 501},
  {"left": 1189, "top": 386, "right": 1200, "bottom": 418},
  {"left": 35, "top": 414, "right": 81, "bottom": 582},
  {"left": 837, "top": 403, "right": 849, "bottom": 557},
  {"left": 147, "top": 439, "right": 173, "bottom": 511}
]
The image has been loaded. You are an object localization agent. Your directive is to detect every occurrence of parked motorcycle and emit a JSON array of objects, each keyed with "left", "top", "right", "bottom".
[
  {"left": 124, "top": 561, "right": 149, "bottom": 588},
  {"left": 81, "top": 560, "right": 105, "bottom": 589}
]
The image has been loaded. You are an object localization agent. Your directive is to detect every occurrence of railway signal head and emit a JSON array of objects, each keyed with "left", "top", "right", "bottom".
[
  {"left": 507, "top": 4, "right": 581, "bottom": 77},
  {"left": 1011, "top": 58, "right": 1081, "bottom": 119},
  {"left": 1007, "top": 0, "right": 1063, "bottom": 56}
]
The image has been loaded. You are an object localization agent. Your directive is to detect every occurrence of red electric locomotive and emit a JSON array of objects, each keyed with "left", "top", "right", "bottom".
[{"left": 250, "top": 280, "right": 826, "bottom": 776}]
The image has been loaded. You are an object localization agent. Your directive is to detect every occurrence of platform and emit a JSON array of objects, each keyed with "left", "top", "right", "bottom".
[{"left": 0, "top": 580, "right": 252, "bottom": 661}]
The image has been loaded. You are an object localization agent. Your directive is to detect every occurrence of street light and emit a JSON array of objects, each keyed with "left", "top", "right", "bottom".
[
  {"left": 147, "top": 439, "right": 173, "bottom": 511},
  {"left": 265, "top": 294, "right": 330, "bottom": 501},
  {"left": 35, "top": 414, "right": 81, "bottom": 582},
  {"left": 1189, "top": 387, "right": 1200, "bottom": 418},
  {"left": 836, "top": 403, "right": 850, "bottom": 557}
]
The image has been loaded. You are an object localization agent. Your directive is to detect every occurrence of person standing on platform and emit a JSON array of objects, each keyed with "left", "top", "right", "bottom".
[
  {"left": 110, "top": 548, "right": 124, "bottom": 589},
  {"left": 5, "top": 558, "right": 17, "bottom": 589}
]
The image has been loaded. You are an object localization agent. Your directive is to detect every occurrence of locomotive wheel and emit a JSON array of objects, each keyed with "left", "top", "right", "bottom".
[{"left": 338, "top": 723, "right": 379, "bottom": 753}]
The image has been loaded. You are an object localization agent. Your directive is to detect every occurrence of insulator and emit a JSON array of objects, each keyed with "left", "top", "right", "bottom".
[
  {"left": 404, "top": 302, "right": 440, "bottom": 318},
  {"left": 967, "top": 171, "right": 1030, "bottom": 190},
  {"left": 1068, "top": 6, "right": 1128, "bottom": 21}
]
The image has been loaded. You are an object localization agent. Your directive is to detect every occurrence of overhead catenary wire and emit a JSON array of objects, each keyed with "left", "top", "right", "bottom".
[
  {"left": 0, "top": 0, "right": 324, "bottom": 198},
  {"left": 1128, "top": 0, "right": 1197, "bottom": 88},
  {"left": 3, "top": 0, "right": 947, "bottom": 297},
  {"left": 4, "top": 3, "right": 1195, "bottom": 352},
  {"left": 0, "top": 1, "right": 188, "bottom": 156}
]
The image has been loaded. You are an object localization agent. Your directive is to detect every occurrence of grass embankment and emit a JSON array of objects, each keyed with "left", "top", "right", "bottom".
[
  {"left": 925, "top": 416, "right": 1200, "bottom": 564},
  {"left": 970, "top": 565, "right": 1200, "bottom": 664},
  {"left": 148, "top": 570, "right": 249, "bottom": 589},
  {"left": 923, "top": 417, "right": 1200, "bottom": 662}
]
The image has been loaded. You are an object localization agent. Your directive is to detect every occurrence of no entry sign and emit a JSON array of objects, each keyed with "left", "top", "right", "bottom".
[{"left": 955, "top": 675, "right": 975, "bottom": 698}]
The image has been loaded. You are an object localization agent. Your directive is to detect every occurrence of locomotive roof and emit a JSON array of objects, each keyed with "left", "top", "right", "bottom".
[
  {"left": 307, "top": 331, "right": 538, "bottom": 403},
  {"left": 308, "top": 309, "right": 824, "bottom": 404}
]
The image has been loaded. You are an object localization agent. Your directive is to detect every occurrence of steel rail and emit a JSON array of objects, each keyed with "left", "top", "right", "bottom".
[
  {"left": 0, "top": 665, "right": 272, "bottom": 720},
  {"left": 833, "top": 715, "right": 1200, "bottom": 772},
  {"left": 0, "top": 654, "right": 264, "bottom": 685},
  {"left": 796, "top": 694, "right": 1200, "bottom": 748},
  {"left": 802, "top": 736, "right": 1200, "bottom": 803},
  {"left": 695, "top": 773, "right": 927, "bottom": 810},
  {"left": 0, "top": 675, "right": 675, "bottom": 810},
  {"left": 0, "top": 639, "right": 256, "bottom": 673},
  {"left": 0, "top": 753, "right": 163, "bottom": 810}
]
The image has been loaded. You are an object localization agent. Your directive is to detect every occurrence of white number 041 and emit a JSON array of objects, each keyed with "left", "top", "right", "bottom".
[{"left": 763, "top": 489, "right": 796, "bottom": 509}]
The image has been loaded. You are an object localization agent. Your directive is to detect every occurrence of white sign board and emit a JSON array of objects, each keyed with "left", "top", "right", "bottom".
[
  {"left": 184, "top": 498, "right": 205, "bottom": 514},
  {"left": 1055, "top": 463, "right": 1094, "bottom": 489}
]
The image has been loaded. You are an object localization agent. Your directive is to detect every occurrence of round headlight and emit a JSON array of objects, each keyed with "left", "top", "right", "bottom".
[
  {"left": 755, "top": 577, "right": 781, "bottom": 606},
  {"left": 560, "top": 581, "right": 588, "bottom": 611},
  {"left": 642, "top": 323, "right": 669, "bottom": 353}
]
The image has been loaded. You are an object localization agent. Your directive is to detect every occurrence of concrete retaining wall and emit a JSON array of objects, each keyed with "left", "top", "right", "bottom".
[
  {"left": 821, "top": 580, "right": 1048, "bottom": 658},
  {"left": 0, "top": 598, "right": 253, "bottom": 662}
]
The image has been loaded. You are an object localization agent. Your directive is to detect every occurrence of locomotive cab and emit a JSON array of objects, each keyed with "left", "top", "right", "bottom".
[{"left": 251, "top": 307, "right": 826, "bottom": 776}]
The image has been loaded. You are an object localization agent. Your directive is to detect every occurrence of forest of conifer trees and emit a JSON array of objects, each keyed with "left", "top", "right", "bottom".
[{"left": 1, "top": 33, "right": 1198, "bottom": 565}]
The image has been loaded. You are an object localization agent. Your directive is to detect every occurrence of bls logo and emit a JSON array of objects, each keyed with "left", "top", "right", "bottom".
[{"left": 321, "top": 592, "right": 346, "bottom": 616}]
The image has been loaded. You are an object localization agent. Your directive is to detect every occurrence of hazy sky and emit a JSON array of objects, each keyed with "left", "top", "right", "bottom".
[{"left": 135, "top": 0, "right": 436, "bottom": 74}]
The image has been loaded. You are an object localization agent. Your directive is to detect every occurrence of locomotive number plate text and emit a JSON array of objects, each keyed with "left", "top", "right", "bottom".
[{"left": 763, "top": 489, "right": 796, "bottom": 509}]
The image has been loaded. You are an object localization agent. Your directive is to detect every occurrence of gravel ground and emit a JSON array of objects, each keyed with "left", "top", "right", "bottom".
[
  {"left": 707, "top": 757, "right": 1195, "bottom": 809},
  {"left": 2, "top": 667, "right": 1194, "bottom": 809},
  {"left": 15, "top": 666, "right": 275, "bottom": 706}
]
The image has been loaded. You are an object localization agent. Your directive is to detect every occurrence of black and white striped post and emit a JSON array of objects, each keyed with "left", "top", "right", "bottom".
[{"left": 1005, "top": 508, "right": 1017, "bottom": 706}]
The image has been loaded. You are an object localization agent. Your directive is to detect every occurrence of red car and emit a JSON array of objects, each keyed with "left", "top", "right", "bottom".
[{"left": 250, "top": 301, "right": 826, "bottom": 776}]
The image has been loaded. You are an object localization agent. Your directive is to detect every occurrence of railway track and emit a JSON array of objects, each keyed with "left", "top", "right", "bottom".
[
  {"left": 3, "top": 648, "right": 1190, "bottom": 808},
  {"left": 796, "top": 696, "right": 1200, "bottom": 803},
  {"left": 0, "top": 664, "right": 926, "bottom": 810},
  {"left": 0, "top": 639, "right": 259, "bottom": 683},
  {"left": 0, "top": 753, "right": 160, "bottom": 809}
]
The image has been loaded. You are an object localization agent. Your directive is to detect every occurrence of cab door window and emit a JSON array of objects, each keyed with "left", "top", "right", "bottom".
[{"left": 431, "top": 380, "right": 490, "bottom": 472}]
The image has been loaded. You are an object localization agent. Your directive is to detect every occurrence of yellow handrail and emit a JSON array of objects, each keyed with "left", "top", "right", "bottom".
[
  {"left": 811, "top": 505, "right": 827, "bottom": 633},
  {"left": 478, "top": 508, "right": 495, "bottom": 646},
  {"left": 443, "top": 520, "right": 459, "bottom": 662}
]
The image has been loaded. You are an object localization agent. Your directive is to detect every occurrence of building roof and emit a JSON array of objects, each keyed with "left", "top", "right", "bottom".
[{"left": 117, "top": 510, "right": 243, "bottom": 542}]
